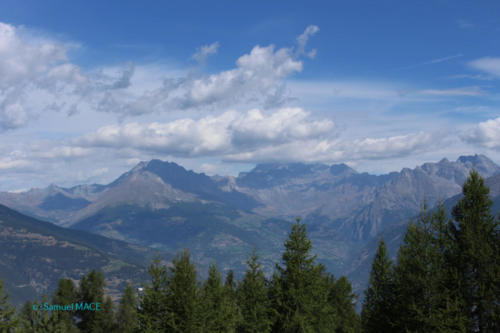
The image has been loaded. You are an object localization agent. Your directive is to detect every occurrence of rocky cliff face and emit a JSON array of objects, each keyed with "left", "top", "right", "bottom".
[{"left": 228, "top": 154, "right": 500, "bottom": 240}]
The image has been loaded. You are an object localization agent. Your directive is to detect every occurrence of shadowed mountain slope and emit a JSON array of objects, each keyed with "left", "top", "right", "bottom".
[{"left": 0, "top": 204, "right": 165, "bottom": 305}]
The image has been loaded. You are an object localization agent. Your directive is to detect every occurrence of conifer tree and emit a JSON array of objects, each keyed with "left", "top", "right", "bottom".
[
  {"left": 224, "top": 269, "right": 237, "bottom": 298},
  {"left": 116, "top": 283, "right": 138, "bottom": 333},
  {"left": 138, "top": 256, "right": 170, "bottom": 332},
  {"left": 392, "top": 204, "right": 467, "bottom": 332},
  {"left": 393, "top": 210, "right": 436, "bottom": 331},
  {"left": 76, "top": 270, "right": 106, "bottom": 332},
  {"left": 166, "top": 250, "right": 200, "bottom": 333},
  {"left": 326, "top": 275, "right": 361, "bottom": 333},
  {"left": 449, "top": 170, "right": 500, "bottom": 331},
  {"left": 271, "top": 218, "right": 336, "bottom": 332},
  {"left": 200, "top": 263, "right": 239, "bottom": 332},
  {"left": 361, "top": 238, "right": 395, "bottom": 333},
  {"left": 91, "top": 295, "right": 116, "bottom": 333},
  {"left": 51, "top": 278, "right": 78, "bottom": 331},
  {"left": 237, "top": 250, "right": 272, "bottom": 333},
  {"left": 0, "top": 280, "right": 18, "bottom": 332}
]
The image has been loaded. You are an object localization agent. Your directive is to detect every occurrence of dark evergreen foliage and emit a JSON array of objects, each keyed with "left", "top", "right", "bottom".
[
  {"left": 392, "top": 204, "right": 466, "bottom": 332},
  {"left": 76, "top": 270, "right": 106, "bottom": 332},
  {"left": 166, "top": 249, "right": 200, "bottom": 333},
  {"left": 326, "top": 275, "right": 361, "bottom": 333},
  {"left": 271, "top": 218, "right": 337, "bottom": 332},
  {"left": 236, "top": 250, "right": 272, "bottom": 333},
  {"left": 51, "top": 278, "right": 78, "bottom": 331},
  {"left": 200, "top": 264, "right": 239, "bottom": 332},
  {"left": 138, "top": 256, "right": 170, "bottom": 332},
  {"left": 449, "top": 170, "right": 500, "bottom": 331},
  {"left": 0, "top": 280, "right": 18, "bottom": 331},
  {"left": 116, "top": 283, "right": 138, "bottom": 333},
  {"left": 361, "top": 238, "right": 395, "bottom": 333}
]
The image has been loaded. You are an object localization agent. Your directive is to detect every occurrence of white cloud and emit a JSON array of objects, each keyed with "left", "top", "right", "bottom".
[
  {"left": 0, "top": 22, "right": 319, "bottom": 130},
  {"left": 296, "top": 25, "right": 319, "bottom": 58},
  {"left": 75, "top": 107, "right": 334, "bottom": 157},
  {"left": 348, "top": 132, "right": 434, "bottom": 159},
  {"left": 0, "top": 157, "right": 34, "bottom": 170},
  {"left": 0, "top": 23, "right": 67, "bottom": 89},
  {"left": 0, "top": 23, "right": 71, "bottom": 129},
  {"left": 72, "top": 106, "right": 440, "bottom": 164},
  {"left": 192, "top": 42, "right": 219, "bottom": 64},
  {"left": 469, "top": 57, "right": 500, "bottom": 78},
  {"left": 462, "top": 117, "right": 500, "bottom": 150},
  {"left": 224, "top": 131, "right": 436, "bottom": 163}
]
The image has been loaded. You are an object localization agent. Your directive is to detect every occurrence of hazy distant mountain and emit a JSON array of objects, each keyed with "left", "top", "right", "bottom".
[
  {"left": 228, "top": 154, "right": 500, "bottom": 240},
  {"left": 0, "top": 154, "right": 499, "bottom": 296},
  {"left": 0, "top": 204, "right": 164, "bottom": 305}
]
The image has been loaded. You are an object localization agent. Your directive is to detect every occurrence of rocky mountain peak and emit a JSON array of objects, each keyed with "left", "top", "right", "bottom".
[
  {"left": 457, "top": 154, "right": 500, "bottom": 177},
  {"left": 237, "top": 162, "right": 331, "bottom": 188},
  {"left": 329, "top": 163, "right": 357, "bottom": 176}
]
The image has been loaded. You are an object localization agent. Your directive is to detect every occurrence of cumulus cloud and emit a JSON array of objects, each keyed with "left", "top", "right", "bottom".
[
  {"left": 72, "top": 106, "right": 439, "bottom": 164},
  {"left": 0, "top": 22, "right": 135, "bottom": 129},
  {"left": 0, "top": 23, "right": 67, "bottom": 88},
  {"left": 0, "top": 22, "right": 320, "bottom": 130},
  {"left": 75, "top": 107, "right": 334, "bottom": 157},
  {"left": 347, "top": 132, "right": 435, "bottom": 159},
  {"left": 0, "top": 23, "right": 69, "bottom": 129},
  {"left": 462, "top": 117, "right": 500, "bottom": 150},
  {"left": 469, "top": 57, "right": 500, "bottom": 78},
  {"left": 224, "top": 132, "right": 436, "bottom": 163}
]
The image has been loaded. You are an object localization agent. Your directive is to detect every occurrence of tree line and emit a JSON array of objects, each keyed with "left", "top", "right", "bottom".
[
  {"left": 362, "top": 170, "right": 500, "bottom": 332},
  {"left": 0, "top": 220, "right": 360, "bottom": 332},
  {"left": 0, "top": 170, "right": 499, "bottom": 332}
]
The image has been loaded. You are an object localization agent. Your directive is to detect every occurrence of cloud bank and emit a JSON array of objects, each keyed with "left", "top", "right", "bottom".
[
  {"left": 0, "top": 22, "right": 320, "bottom": 130},
  {"left": 463, "top": 117, "right": 500, "bottom": 150},
  {"left": 74, "top": 107, "right": 438, "bottom": 163}
]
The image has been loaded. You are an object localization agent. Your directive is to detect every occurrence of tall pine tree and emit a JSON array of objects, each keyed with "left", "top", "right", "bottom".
[
  {"left": 271, "top": 218, "right": 336, "bottom": 332},
  {"left": 200, "top": 263, "right": 239, "bottom": 332},
  {"left": 90, "top": 295, "right": 116, "bottom": 332},
  {"left": 166, "top": 250, "right": 200, "bottom": 333},
  {"left": 76, "top": 270, "right": 106, "bottom": 332},
  {"left": 237, "top": 250, "right": 272, "bottom": 333},
  {"left": 51, "top": 278, "right": 78, "bottom": 332},
  {"left": 361, "top": 238, "right": 395, "bottom": 333},
  {"left": 116, "top": 283, "right": 138, "bottom": 333},
  {"left": 138, "top": 256, "right": 170, "bottom": 332},
  {"left": 449, "top": 170, "right": 500, "bottom": 331},
  {"left": 325, "top": 275, "right": 361, "bottom": 333},
  {"left": 392, "top": 204, "right": 467, "bottom": 332}
]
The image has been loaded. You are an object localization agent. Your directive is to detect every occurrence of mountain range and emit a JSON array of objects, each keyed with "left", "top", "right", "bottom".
[{"left": 1, "top": 154, "right": 499, "bottom": 301}]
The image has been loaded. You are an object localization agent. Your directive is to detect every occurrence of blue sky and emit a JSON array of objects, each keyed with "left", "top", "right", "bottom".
[{"left": 0, "top": 0, "right": 499, "bottom": 191}]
